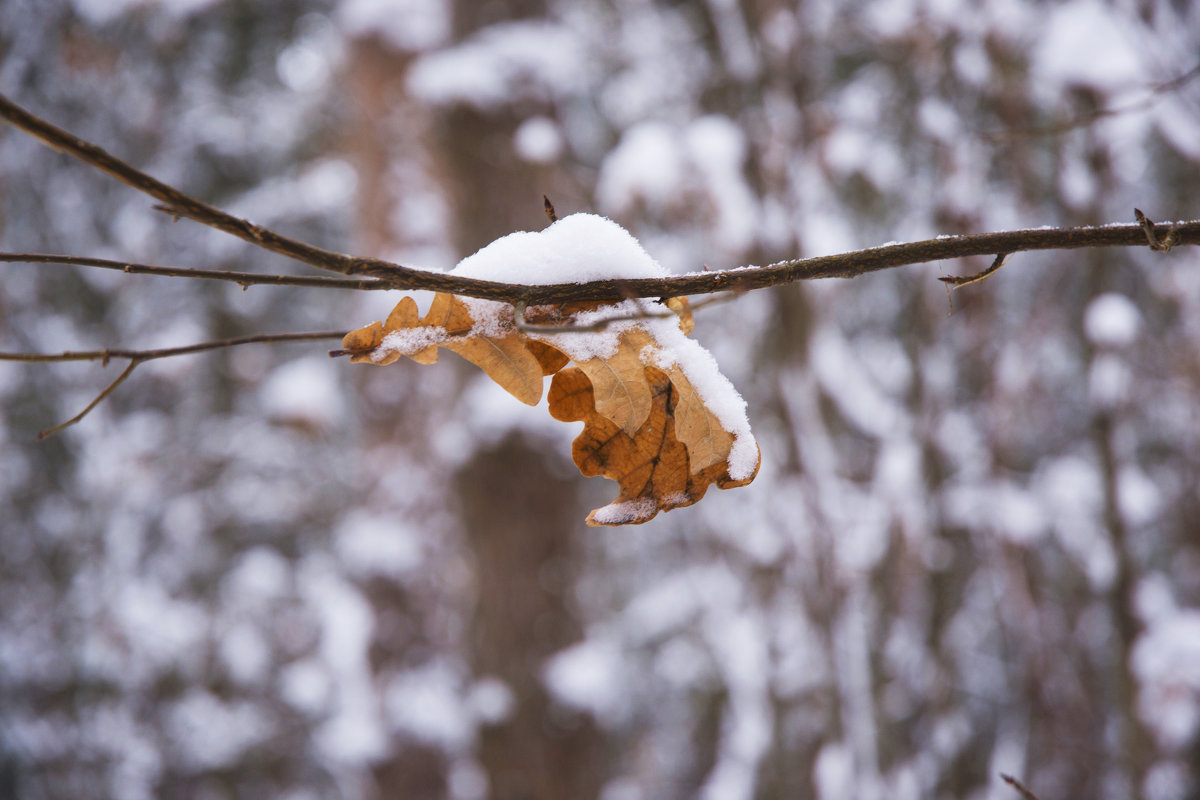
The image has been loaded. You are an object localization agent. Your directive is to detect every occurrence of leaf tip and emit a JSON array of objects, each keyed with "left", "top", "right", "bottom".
[{"left": 586, "top": 498, "right": 659, "bottom": 527}]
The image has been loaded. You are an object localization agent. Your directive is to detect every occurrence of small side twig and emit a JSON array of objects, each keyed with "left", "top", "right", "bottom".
[
  {"left": 36, "top": 361, "right": 138, "bottom": 440},
  {"left": 939, "top": 253, "right": 1011, "bottom": 289},
  {"left": 1, "top": 330, "right": 347, "bottom": 438},
  {"left": 543, "top": 195, "right": 559, "bottom": 224},
  {"left": 1134, "top": 208, "right": 1178, "bottom": 252},
  {"left": 939, "top": 253, "right": 1010, "bottom": 314},
  {"left": 1000, "top": 774, "right": 1041, "bottom": 800}
]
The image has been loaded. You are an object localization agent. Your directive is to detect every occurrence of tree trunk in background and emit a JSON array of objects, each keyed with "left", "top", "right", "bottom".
[
  {"left": 344, "top": 4, "right": 603, "bottom": 795},
  {"left": 457, "top": 435, "right": 604, "bottom": 800},
  {"left": 436, "top": 0, "right": 605, "bottom": 783}
]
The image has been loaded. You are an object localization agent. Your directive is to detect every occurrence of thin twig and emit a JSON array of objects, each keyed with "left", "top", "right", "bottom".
[
  {"left": 543, "top": 195, "right": 559, "bottom": 224},
  {"left": 1, "top": 331, "right": 347, "bottom": 438},
  {"left": 0, "top": 92, "right": 425, "bottom": 285},
  {"left": 1000, "top": 774, "right": 1041, "bottom": 800},
  {"left": 0, "top": 253, "right": 393, "bottom": 290},
  {"left": 3, "top": 93, "right": 1199, "bottom": 305},
  {"left": 513, "top": 293, "right": 735, "bottom": 334},
  {"left": 36, "top": 361, "right": 137, "bottom": 440},
  {"left": 939, "top": 253, "right": 1011, "bottom": 289},
  {"left": 986, "top": 62, "right": 1200, "bottom": 140},
  {"left": 0, "top": 331, "right": 349, "bottom": 364}
]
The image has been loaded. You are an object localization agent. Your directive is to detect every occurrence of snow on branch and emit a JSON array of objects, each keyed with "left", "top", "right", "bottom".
[{"left": 2, "top": 92, "right": 1199, "bottom": 307}]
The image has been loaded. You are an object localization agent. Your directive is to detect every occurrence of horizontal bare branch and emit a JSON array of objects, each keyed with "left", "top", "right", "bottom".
[
  {"left": 504, "top": 217, "right": 1200, "bottom": 304},
  {"left": 0, "top": 331, "right": 348, "bottom": 365},
  {"left": 0, "top": 253, "right": 392, "bottom": 290},
  {"left": 1, "top": 330, "right": 349, "bottom": 439},
  {"left": 3, "top": 92, "right": 1199, "bottom": 309}
]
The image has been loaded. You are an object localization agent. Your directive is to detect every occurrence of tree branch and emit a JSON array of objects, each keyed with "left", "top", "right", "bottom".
[
  {"left": 35, "top": 361, "right": 137, "bottom": 440},
  {"left": 0, "top": 253, "right": 393, "bottom": 289},
  {"left": 1000, "top": 774, "right": 1041, "bottom": 800},
  {"left": 0, "top": 94, "right": 400, "bottom": 277},
  {"left": 4, "top": 91, "right": 1199, "bottom": 441},
  {"left": 512, "top": 293, "right": 730, "bottom": 334},
  {"left": 3, "top": 92, "right": 1199, "bottom": 308},
  {"left": 494, "top": 217, "right": 1198, "bottom": 305},
  {"left": 0, "top": 331, "right": 347, "bottom": 439},
  {"left": 986, "top": 62, "right": 1200, "bottom": 140},
  {"left": 939, "top": 253, "right": 1011, "bottom": 289},
  {"left": 0, "top": 331, "right": 348, "bottom": 365}
]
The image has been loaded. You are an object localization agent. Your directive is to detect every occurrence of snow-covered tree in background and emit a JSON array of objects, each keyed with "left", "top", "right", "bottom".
[{"left": 2, "top": 1, "right": 1199, "bottom": 799}]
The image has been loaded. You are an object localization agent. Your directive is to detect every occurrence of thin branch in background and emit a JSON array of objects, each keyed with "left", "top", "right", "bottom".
[
  {"left": 987, "top": 62, "right": 1200, "bottom": 140},
  {"left": 0, "top": 331, "right": 347, "bottom": 438},
  {"left": 0, "top": 253, "right": 394, "bottom": 290},
  {"left": 1000, "top": 774, "right": 1041, "bottom": 800}
]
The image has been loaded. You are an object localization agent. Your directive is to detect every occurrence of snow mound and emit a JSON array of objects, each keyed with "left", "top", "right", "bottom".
[{"left": 451, "top": 213, "right": 669, "bottom": 284}]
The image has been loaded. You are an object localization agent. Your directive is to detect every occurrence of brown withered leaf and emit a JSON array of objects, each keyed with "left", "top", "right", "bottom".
[
  {"left": 447, "top": 335, "right": 545, "bottom": 405},
  {"left": 343, "top": 292, "right": 758, "bottom": 525},
  {"left": 341, "top": 320, "right": 386, "bottom": 360},
  {"left": 572, "top": 328, "right": 655, "bottom": 436},
  {"left": 387, "top": 296, "right": 437, "bottom": 363},
  {"left": 526, "top": 338, "right": 570, "bottom": 375},
  {"left": 666, "top": 364, "right": 734, "bottom": 473},
  {"left": 665, "top": 296, "right": 694, "bottom": 335},
  {"left": 342, "top": 293, "right": 550, "bottom": 406},
  {"left": 548, "top": 364, "right": 758, "bottom": 526},
  {"left": 532, "top": 301, "right": 690, "bottom": 437}
]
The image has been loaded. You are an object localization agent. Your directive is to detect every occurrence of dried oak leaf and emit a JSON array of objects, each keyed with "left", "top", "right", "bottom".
[
  {"left": 341, "top": 293, "right": 552, "bottom": 405},
  {"left": 548, "top": 362, "right": 758, "bottom": 526},
  {"left": 665, "top": 361, "right": 734, "bottom": 473},
  {"left": 561, "top": 325, "right": 729, "bottom": 472},
  {"left": 571, "top": 327, "right": 655, "bottom": 437},
  {"left": 342, "top": 292, "right": 759, "bottom": 525}
]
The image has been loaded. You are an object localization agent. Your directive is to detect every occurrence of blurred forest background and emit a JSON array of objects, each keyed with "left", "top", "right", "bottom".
[{"left": 3, "top": 0, "right": 1200, "bottom": 799}]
